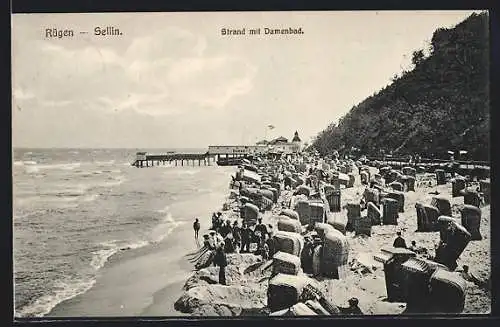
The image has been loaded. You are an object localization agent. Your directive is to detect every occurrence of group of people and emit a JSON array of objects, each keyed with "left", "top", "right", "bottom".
[
  {"left": 193, "top": 213, "right": 279, "bottom": 285},
  {"left": 208, "top": 214, "right": 275, "bottom": 255}
]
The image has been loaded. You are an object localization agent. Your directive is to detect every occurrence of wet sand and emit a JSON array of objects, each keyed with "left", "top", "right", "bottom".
[{"left": 48, "top": 220, "right": 199, "bottom": 317}]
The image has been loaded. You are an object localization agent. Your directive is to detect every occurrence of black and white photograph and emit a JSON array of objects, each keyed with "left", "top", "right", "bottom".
[{"left": 12, "top": 10, "right": 490, "bottom": 318}]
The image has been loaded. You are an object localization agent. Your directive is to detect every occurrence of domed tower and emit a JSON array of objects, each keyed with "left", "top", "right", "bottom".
[{"left": 292, "top": 131, "right": 302, "bottom": 153}]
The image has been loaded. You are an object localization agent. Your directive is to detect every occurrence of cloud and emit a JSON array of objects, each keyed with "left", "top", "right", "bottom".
[{"left": 12, "top": 27, "right": 256, "bottom": 116}]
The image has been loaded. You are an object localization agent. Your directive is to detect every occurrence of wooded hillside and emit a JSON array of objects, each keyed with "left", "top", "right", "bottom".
[{"left": 312, "top": 13, "right": 489, "bottom": 160}]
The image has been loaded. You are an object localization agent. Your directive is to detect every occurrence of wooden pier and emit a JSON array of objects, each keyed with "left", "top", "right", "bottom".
[
  {"left": 131, "top": 145, "right": 294, "bottom": 168},
  {"left": 131, "top": 152, "right": 214, "bottom": 167}
]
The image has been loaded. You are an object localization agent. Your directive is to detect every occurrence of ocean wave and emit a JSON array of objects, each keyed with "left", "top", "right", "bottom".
[
  {"left": 90, "top": 248, "right": 119, "bottom": 271},
  {"left": 41, "top": 163, "right": 82, "bottom": 171},
  {"left": 95, "top": 160, "right": 116, "bottom": 166},
  {"left": 82, "top": 194, "right": 100, "bottom": 203},
  {"left": 90, "top": 239, "right": 149, "bottom": 271},
  {"left": 100, "top": 176, "right": 128, "bottom": 188},
  {"left": 20, "top": 162, "right": 82, "bottom": 173},
  {"left": 101, "top": 169, "right": 122, "bottom": 174},
  {"left": 24, "top": 165, "right": 40, "bottom": 174},
  {"left": 14, "top": 160, "right": 37, "bottom": 166},
  {"left": 15, "top": 196, "right": 80, "bottom": 209},
  {"left": 43, "top": 184, "right": 89, "bottom": 198},
  {"left": 15, "top": 278, "right": 96, "bottom": 318},
  {"left": 13, "top": 208, "right": 50, "bottom": 220},
  {"left": 150, "top": 208, "right": 185, "bottom": 244},
  {"left": 79, "top": 176, "right": 127, "bottom": 192}
]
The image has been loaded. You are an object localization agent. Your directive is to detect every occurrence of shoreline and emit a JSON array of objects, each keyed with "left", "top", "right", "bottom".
[
  {"left": 41, "top": 157, "right": 490, "bottom": 317},
  {"left": 46, "top": 167, "right": 232, "bottom": 317},
  {"left": 46, "top": 220, "right": 194, "bottom": 317}
]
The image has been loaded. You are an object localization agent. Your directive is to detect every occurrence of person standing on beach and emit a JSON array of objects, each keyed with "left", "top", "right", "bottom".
[
  {"left": 213, "top": 246, "right": 228, "bottom": 285},
  {"left": 193, "top": 218, "right": 201, "bottom": 241},
  {"left": 232, "top": 221, "right": 241, "bottom": 253},
  {"left": 255, "top": 219, "right": 268, "bottom": 244},
  {"left": 213, "top": 230, "right": 224, "bottom": 249},
  {"left": 266, "top": 225, "right": 276, "bottom": 257},
  {"left": 220, "top": 220, "right": 231, "bottom": 238},
  {"left": 211, "top": 212, "right": 218, "bottom": 230},
  {"left": 241, "top": 224, "right": 251, "bottom": 253}
]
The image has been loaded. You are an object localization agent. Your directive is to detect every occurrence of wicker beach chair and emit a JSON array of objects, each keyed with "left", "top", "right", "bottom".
[
  {"left": 367, "top": 202, "right": 382, "bottom": 225},
  {"left": 277, "top": 216, "right": 303, "bottom": 234},
  {"left": 382, "top": 198, "right": 399, "bottom": 225},
  {"left": 280, "top": 208, "right": 300, "bottom": 221},
  {"left": 451, "top": 177, "right": 466, "bottom": 197},
  {"left": 273, "top": 231, "right": 305, "bottom": 257},
  {"left": 267, "top": 273, "right": 317, "bottom": 312},
  {"left": 431, "top": 196, "right": 452, "bottom": 217},
  {"left": 272, "top": 251, "right": 302, "bottom": 277},
  {"left": 322, "top": 230, "right": 349, "bottom": 279},
  {"left": 479, "top": 179, "right": 490, "bottom": 204},
  {"left": 374, "top": 247, "right": 416, "bottom": 302},
  {"left": 295, "top": 200, "right": 311, "bottom": 226},
  {"left": 434, "top": 221, "right": 471, "bottom": 271},
  {"left": 415, "top": 202, "right": 440, "bottom": 232},
  {"left": 346, "top": 202, "right": 361, "bottom": 232},
  {"left": 460, "top": 205, "right": 482, "bottom": 241},
  {"left": 429, "top": 268, "right": 467, "bottom": 313}
]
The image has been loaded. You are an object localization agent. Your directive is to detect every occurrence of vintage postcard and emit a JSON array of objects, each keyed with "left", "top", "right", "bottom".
[{"left": 12, "top": 10, "right": 490, "bottom": 318}]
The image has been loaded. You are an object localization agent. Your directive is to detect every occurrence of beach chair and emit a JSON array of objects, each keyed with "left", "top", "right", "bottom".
[
  {"left": 460, "top": 205, "right": 482, "bottom": 241},
  {"left": 322, "top": 230, "right": 349, "bottom": 279},
  {"left": 374, "top": 247, "right": 416, "bottom": 302},
  {"left": 479, "top": 179, "right": 490, "bottom": 204},
  {"left": 435, "top": 169, "right": 446, "bottom": 185},
  {"left": 346, "top": 202, "right": 361, "bottom": 232},
  {"left": 272, "top": 251, "right": 302, "bottom": 277},
  {"left": 451, "top": 177, "right": 466, "bottom": 197},
  {"left": 382, "top": 198, "right": 399, "bottom": 225},
  {"left": 431, "top": 196, "right": 452, "bottom": 217},
  {"left": 428, "top": 268, "right": 467, "bottom": 313},
  {"left": 400, "top": 258, "right": 449, "bottom": 312},
  {"left": 415, "top": 203, "right": 440, "bottom": 232},
  {"left": 434, "top": 221, "right": 471, "bottom": 271}
]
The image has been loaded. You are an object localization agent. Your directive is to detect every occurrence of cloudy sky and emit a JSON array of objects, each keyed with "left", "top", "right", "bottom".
[{"left": 12, "top": 11, "right": 478, "bottom": 148}]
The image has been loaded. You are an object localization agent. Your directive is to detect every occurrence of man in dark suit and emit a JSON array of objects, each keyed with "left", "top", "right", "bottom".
[{"left": 393, "top": 231, "right": 407, "bottom": 248}]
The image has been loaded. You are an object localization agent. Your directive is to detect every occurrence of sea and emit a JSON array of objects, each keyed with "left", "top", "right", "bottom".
[{"left": 12, "top": 148, "right": 235, "bottom": 318}]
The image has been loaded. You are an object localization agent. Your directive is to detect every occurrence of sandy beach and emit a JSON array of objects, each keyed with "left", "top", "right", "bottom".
[
  {"left": 171, "top": 164, "right": 491, "bottom": 316},
  {"left": 43, "top": 160, "right": 490, "bottom": 317}
]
